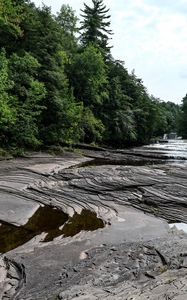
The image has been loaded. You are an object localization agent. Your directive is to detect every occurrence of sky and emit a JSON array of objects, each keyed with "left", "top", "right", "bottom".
[{"left": 33, "top": 0, "right": 187, "bottom": 104}]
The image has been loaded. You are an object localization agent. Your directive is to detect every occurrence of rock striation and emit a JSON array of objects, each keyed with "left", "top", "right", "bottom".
[{"left": 0, "top": 148, "right": 186, "bottom": 299}]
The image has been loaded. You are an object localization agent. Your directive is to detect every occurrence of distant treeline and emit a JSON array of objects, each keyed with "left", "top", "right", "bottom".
[{"left": 0, "top": 0, "right": 185, "bottom": 151}]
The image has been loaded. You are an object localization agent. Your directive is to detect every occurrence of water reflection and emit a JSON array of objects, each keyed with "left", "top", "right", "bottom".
[
  {"left": 169, "top": 223, "right": 187, "bottom": 233},
  {"left": 0, "top": 206, "right": 104, "bottom": 253},
  {"left": 76, "top": 158, "right": 165, "bottom": 168}
]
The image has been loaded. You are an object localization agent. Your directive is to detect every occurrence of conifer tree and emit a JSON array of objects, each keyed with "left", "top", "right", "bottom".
[{"left": 80, "top": 0, "right": 112, "bottom": 54}]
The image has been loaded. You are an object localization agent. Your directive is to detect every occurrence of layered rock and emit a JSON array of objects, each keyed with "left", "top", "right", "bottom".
[{"left": 0, "top": 148, "right": 186, "bottom": 299}]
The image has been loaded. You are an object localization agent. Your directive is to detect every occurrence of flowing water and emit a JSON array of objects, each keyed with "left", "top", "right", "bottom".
[
  {"left": 145, "top": 140, "right": 187, "bottom": 233},
  {"left": 141, "top": 139, "right": 187, "bottom": 164}
]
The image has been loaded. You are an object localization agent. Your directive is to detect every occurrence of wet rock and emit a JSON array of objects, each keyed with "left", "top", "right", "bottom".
[{"left": 0, "top": 149, "right": 186, "bottom": 299}]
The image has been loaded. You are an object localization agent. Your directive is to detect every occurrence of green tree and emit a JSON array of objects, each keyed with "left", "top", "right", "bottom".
[
  {"left": 103, "top": 60, "right": 136, "bottom": 146},
  {"left": 70, "top": 45, "right": 108, "bottom": 106},
  {"left": 19, "top": 4, "right": 82, "bottom": 145},
  {"left": 8, "top": 52, "right": 46, "bottom": 148},
  {"left": 81, "top": 107, "right": 105, "bottom": 143},
  {"left": 80, "top": 0, "right": 112, "bottom": 55},
  {"left": 164, "top": 101, "right": 181, "bottom": 133},
  {"left": 0, "top": 0, "right": 25, "bottom": 52},
  {"left": 179, "top": 95, "right": 187, "bottom": 138},
  {"left": 0, "top": 0, "right": 181, "bottom": 150},
  {"left": 56, "top": 4, "right": 78, "bottom": 36},
  {"left": 147, "top": 98, "right": 181, "bottom": 138},
  {"left": 0, "top": 49, "right": 15, "bottom": 144},
  {"left": 69, "top": 45, "right": 108, "bottom": 143},
  {"left": 56, "top": 4, "right": 78, "bottom": 55},
  {"left": 121, "top": 71, "right": 156, "bottom": 144}
]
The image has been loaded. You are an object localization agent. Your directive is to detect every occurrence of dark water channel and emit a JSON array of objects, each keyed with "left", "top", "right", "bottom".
[
  {"left": 77, "top": 158, "right": 166, "bottom": 168},
  {"left": 0, "top": 206, "right": 104, "bottom": 253}
]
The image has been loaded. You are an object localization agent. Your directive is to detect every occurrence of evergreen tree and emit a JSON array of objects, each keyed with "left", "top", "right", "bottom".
[{"left": 80, "top": 0, "right": 112, "bottom": 55}]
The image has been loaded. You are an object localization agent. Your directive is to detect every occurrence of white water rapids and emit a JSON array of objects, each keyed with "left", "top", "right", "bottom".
[
  {"left": 142, "top": 139, "right": 187, "bottom": 164},
  {"left": 145, "top": 139, "right": 187, "bottom": 233}
]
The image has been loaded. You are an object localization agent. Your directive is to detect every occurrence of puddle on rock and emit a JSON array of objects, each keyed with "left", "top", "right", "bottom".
[
  {"left": 0, "top": 206, "right": 104, "bottom": 253},
  {"left": 76, "top": 158, "right": 167, "bottom": 168},
  {"left": 169, "top": 223, "right": 187, "bottom": 233}
]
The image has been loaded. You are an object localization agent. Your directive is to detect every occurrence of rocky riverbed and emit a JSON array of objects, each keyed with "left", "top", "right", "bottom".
[{"left": 0, "top": 141, "right": 187, "bottom": 299}]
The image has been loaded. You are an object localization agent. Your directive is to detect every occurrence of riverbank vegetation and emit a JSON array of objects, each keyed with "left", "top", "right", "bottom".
[{"left": 0, "top": 0, "right": 184, "bottom": 153}]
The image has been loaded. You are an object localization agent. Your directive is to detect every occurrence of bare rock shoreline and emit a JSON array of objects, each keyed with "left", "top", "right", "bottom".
[{"left": 0, "top": 148, "right": 186, "bottom": 299}]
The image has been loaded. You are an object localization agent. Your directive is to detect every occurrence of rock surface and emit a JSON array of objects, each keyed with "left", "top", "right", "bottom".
[
  {"left": 0, "top": 256, "right": 25, "bottom": 299},
  {"left": 0, "top": 147, "right": 186, "bottom": 299},
  {"left": 58, "top": 233, "right": 187, "bottom": 300}
]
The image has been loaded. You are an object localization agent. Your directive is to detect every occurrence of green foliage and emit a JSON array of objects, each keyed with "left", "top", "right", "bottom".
[
  {"left": 0, "top": 147, "right": 9, "bottom": 157},
  {"left": 150, "top": 98, "right": 181, "bottom": 138},
  {"left": 81, "top": 107, "right": 105, "bottom": 143},
  {"left": 46, "top": 145, "right": 65, "bottom": 156},
  {"left": 70, "top": 45, "right": 108, "bottom": 106},
  {"left": 18, "top": 5, "right": 83, "bottom": 145},
  {"left": 44, "top": 94, "right": 83, "bottom": 145},
  {"left": 0, "top": 0, "right": 181, "bottom": 152},
  {"left": 56, "top": 4, "right": 78, "bottom": 36},
  {"left": 179, "top": 95, "right": 187, "bottom": 138},
  {"left": 56, "top": 4, "right": 78, "bottom": 55},
  {"left": 0, "top": 0, "right": 26, "bottom": 53},
  {"left": 80, "top": 0, "right": 112, "bottom": 55},
  {"left": 0, "top": 0, "right": 24, "bottom": 34},
  {"left": 8, "top": 52, "right": 46, "bottom": 147},
  {"left": 69, "top": 45, "right": 108, "bottom": 143},
  {"left": 103, "top": 61, "right": 137, "bottom": 145},
  {"left": 0, "top": 49, "right": 16, "bottom": 143},
  {"left": 9, "top": 146, "right": 25, "bottom": 157}
]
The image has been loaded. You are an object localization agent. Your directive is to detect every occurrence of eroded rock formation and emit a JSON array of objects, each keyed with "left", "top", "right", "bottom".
[{"left": 0, "top": 147, "right": 186, "bottom": 299}]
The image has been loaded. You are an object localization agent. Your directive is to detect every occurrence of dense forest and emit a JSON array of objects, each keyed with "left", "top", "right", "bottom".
[{"left": 0, "top": 0, "right": 185, "bottom": 152}]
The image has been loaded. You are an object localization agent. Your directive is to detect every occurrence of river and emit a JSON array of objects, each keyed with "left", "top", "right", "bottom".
[
  {"left": 139, "top": 139, "right": 187, "bottom": 164},
  {"left": 144, "top": 139, "right": 187, "bottom": 233}
]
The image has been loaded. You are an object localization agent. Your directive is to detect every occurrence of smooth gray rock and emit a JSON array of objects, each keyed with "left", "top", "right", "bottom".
[{"left": 0, "top": 149, "right": 186, "bottom": 299}]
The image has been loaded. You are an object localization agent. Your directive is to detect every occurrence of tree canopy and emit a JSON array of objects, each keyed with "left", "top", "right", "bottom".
[
  {"left": 179, "top": 95, "right": 187, "bottom": 138},
  {"left": 0, "top": 0, "right": 182, "bottom": 152},
  {"left": 80, "top": 0, "right": 112, "bottom": 55}
]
